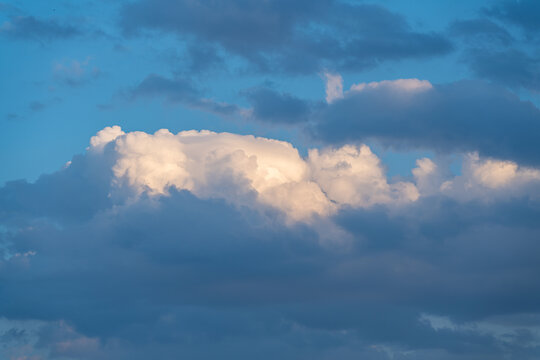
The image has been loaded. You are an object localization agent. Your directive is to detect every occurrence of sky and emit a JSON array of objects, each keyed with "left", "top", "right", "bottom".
[{"left": 1, "top": 0, "right": 540, "bottom": 359}]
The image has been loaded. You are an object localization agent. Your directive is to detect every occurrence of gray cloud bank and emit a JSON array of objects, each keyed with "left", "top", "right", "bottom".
[{"left": 119, "top": 0, "right": 452, "bottom": 74}]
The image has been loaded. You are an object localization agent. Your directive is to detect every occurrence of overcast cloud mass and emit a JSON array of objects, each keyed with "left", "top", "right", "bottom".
[{"left": 1, "top": 1, "right": 540, "bottom": 359}]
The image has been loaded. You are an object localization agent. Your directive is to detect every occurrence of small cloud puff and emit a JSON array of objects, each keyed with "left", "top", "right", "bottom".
[{"left": 324, "top": 72, "right": 344, "bottom": 104}]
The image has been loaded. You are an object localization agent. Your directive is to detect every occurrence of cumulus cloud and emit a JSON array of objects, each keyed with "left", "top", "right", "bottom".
[
  {"left": 309, "top": 145, "right": 419, "bottom": 207},
  {"left": 2, "top": 127, "right": 540, "bottom": 359},
  {"left": 439, "top": 154, "right": 540, "bottom": 201},
  {"left": 87, "top": 127, "right": 420, "bottom": 222},
  {"left": 89, "top": 125, "right": 125, "bottom": 150}
]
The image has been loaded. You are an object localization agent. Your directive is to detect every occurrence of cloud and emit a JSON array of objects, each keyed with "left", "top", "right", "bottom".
[
  {"left": 1, "top": 127, "right": 540, "bottom": 359},
  {"left": 446, "top": 7, "right": 538, "bottom": 92},
  {"left": 312, "top": 77, "right": 540, "bottom": 166},
  {"left": 448, "top": 18, "right": 514, "bottom": 46},
  {"left": 28, "top": 101, "right": 45, "bottom": 112},
  {"left": 87, "top": 127, "right": 420, "bottom": 222},
  {"left": 244, "top": 87, "right": 312, "bottom": 124},
  {"left": 308, "top": 145, "right": 419, "bottom": 207},
  {"left": 486, "top": 0, "right": 540, "bottom": 35},
  {"left": 349, "top": 78, "right": 433, "bottom": 93},
  {"left": 128, "top": 74, "right": 241, "bottom": 116},
  {"left": 0, "top": 15, "right": 79, "bottom": 42},
  {"left": 464, "top": 49, "right": 540, "bottom": 91},
  {"left": 119, "top": 0, "right": 452, "bottom": 74},
  {"left": 324, "top": 72, "right": 343, "bottom": 104},
  {"left": 53, "top": 58, "right": 101, "bottom": 87}
]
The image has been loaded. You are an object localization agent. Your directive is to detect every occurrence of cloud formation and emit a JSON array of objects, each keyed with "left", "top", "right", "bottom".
[
  {"left": 88, "top": 127, "right": 421, "bottom": 221},
  {"left": 312, "top": 77, "right": 540, "bottom": 166},
  {"left": 119, "top": 0, "right": 452, "bottom": 74},
  {"left": 1, "top": 127, "right": 540, "bottom": 359}
]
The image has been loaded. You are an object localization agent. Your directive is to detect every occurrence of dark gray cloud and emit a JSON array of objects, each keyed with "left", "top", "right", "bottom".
[
  {"left": 183, "top": 42, "right": 225, "bottom": 74},
  {"left": 449, "top": 18, "right": 514, "bottom": 45},
  {"left": 128, "top": 74, "right": 240, "bottom": 116},
  {"left": 130, "top": 74, "right": 200, "bottom": 102},
  {"left": 244, "top": 87, "right": 312, "bottom": 124},
  {"left": 0, "top": 15, "right": 80, "bottom": 41},
  {"left": 486, "top": 0, "right": 540, "bottom": 35},
  {"left": 1, "top": 133, "right": 540, "bottom": 359},
  {"left": 311, "top": 80, "right": 540, "bottom": 166},
  {"left": 119, "top": 0, "right": 453, "bottom": 74},
  {"left": 447, "top": 14, "right": 539, "bottom": 92},
  {"left": 465, "top": 49, "right": 540, "bottom": 91}
]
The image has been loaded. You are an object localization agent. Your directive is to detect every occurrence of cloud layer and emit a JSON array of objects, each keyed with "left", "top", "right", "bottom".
[
  {"left": 1, "top": 128, "right": 540, "bottom": 359},
  {"left": 312, "top": 77, "right": 540, "bottom": 166},
  {"left": 119, "top": 0, "right": 452, "bottom": 74}
]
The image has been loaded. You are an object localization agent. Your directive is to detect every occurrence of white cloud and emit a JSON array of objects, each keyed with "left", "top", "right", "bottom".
[
  {"left": 408, "top": 153, "right": 540, "bottom": 202},
  {"left": 467, "top": 153, "right": 540, "bottom": 188},
  {"left": 90, "top": 127, "right": 419, "bottom": 222},
  {"left": 308, "top": 145, "right": 419, "bottom": 207},
  {"left": 89, "top": 125, "right": 125, "bottom": 151},
  {"left": 439, "top": 153, "right": 540, "bottom": 200},
  {"left": 88, "top": 127, "right": 540, "bottom": 222},
  {"left": 322, "top": 73, "right": 432, "bottom": 104}
]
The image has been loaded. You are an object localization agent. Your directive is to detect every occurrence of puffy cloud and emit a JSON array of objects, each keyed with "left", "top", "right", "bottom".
[
  {"left": 309, "top": 145, "right": 419, "bottom": 207},
  {"left": 88, "top": 127, "right": 420, "bottom": 221},
  {"left": 89, "top": 125, "right": 125, "bottom": 150},
  {"left": 2, "top": 127, "right": 540, "bottom": 359},
  {"left": 439, "top": 154, "right": 540, "bottom": 201}
]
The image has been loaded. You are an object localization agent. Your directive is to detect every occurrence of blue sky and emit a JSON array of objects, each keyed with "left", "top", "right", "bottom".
[{"left": 1, "top": 1, "right": 540, "bottom": 359}]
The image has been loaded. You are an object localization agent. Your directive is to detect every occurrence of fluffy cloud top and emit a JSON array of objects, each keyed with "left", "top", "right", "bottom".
[
  {"left": 83, "top": 126, "right": 540, "bottom": 222},
  {"left": 89, "top": 127, "right": 421, "bottom": 222}
]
